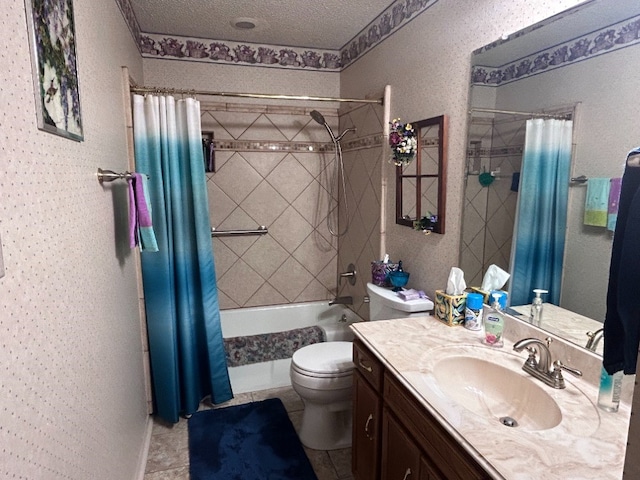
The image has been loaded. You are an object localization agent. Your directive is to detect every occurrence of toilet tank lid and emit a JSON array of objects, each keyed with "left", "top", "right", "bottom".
[
  {"left": 366, "top": 283, "right": 434, "bottom": 312},
  {"left": 292, "top": 341, "right": 353, "bottom": 374}
]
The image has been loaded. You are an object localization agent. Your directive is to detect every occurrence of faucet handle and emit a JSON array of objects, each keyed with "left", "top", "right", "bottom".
[
  {"left": 552, "top": 360, "right": 582, "bottom": 378},
  {"left": 523, "top": 346, "right": 539, "bottom": 369}
]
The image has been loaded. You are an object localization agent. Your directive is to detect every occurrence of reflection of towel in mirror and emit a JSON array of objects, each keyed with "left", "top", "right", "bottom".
[
  {"left": 583, "top": 178, "right": 610, "bottom": 227},
  {"left": 128, "top": 173, "right": 159, "bottom": 252},
  {"left": 607, "top": 178, "right": 622, "bottom": 231},
  {"left": 603, "top": 148, "right": 640, "bottom": 375}
]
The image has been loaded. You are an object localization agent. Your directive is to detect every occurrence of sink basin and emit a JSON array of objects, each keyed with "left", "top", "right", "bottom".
[{"left": 433, "top": 355, "right": 562, "bottom": 431}]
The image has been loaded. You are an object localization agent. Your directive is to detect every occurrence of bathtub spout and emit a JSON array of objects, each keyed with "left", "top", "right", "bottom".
[{"left": 329, "top": 296, "right": 353, "bottom": 306}]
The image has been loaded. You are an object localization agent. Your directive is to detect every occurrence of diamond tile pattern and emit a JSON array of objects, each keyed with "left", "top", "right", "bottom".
[
  {"left": 460, "top": 116, "right": 525, "bottom": 285},
  {"left": 204, "top": 105, "right": 339, "bottom": 308},
  {"left": 336, "top": 103, "right": 385, "bottom": 320}
]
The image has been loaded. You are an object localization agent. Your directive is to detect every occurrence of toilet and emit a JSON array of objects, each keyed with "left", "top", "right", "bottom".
[{"left": 290, "top": 283, "right": 433, "bottom": 450}]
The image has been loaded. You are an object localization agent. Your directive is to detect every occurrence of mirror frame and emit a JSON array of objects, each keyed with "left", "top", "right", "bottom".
[{"left": 395, "top": 114, "right": 447, "bottom": 234}]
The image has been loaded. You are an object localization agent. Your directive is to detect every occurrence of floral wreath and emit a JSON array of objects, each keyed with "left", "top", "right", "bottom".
[{"left": 389, "top": 118, "right": 417, "bottom": 166}]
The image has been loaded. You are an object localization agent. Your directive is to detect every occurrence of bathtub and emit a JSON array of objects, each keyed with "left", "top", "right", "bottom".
[{"left": 220, "top": 301, "right": 362, "bottom": 394}]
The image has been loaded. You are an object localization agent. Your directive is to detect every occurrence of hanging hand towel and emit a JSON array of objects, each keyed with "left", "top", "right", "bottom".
[
  {"left": 607, "top": 178, "right": 622, "bottom": 231},
  {"left": 128, "top": 173, "right": 159, "bottom": 252},
  {"left": 583, "top": 177, "right": 610, "bottom": 227}
]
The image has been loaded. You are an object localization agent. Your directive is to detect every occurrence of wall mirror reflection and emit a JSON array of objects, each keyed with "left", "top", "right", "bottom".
[
  {"left": 460, "top": 0, "right": 640, "bottom": 353},
  {"left": 396, "top": 115, "right": 447, "bottom": 234}
]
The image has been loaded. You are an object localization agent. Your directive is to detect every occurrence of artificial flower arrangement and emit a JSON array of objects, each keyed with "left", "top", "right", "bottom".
[
  {"left": 413, "top": 213, "right": 438, "bottom": 235},
  {"left": 389, "top": 118, "right": 417, "bottom": 166}
]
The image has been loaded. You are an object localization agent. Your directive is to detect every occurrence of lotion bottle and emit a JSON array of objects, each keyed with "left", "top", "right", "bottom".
[
  {"left": 482, "top": 293, "right": 504, "bottom": 347},
  {"left": 597, "top": 366, "right": 623, "bottom": 412},
  {"left": 529, "top": 289, "right": 548, "bottom": 326}
]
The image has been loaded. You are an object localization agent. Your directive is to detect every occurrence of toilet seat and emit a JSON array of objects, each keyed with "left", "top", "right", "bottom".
[{"left": 291, "top": 341, "right": 354, "bottom": 377}]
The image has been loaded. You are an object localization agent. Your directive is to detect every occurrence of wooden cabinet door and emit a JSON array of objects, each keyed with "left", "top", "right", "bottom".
[
  {"left": 381, "top": 408, "right": 421, "bottom": 480},
  {"left": 419, "top": 457, "right": 445, "bottom": 480},
  {"left": 352, "top": 370, "right": 382, "bottom": 480}
]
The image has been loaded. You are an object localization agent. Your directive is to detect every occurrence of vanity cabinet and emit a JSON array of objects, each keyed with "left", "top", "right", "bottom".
[
  {"left": 352, "top": 339, "right": 490, "bottom": 480},
  {"left": 352, "top": 340, "right": 383, "bottom": 480}
]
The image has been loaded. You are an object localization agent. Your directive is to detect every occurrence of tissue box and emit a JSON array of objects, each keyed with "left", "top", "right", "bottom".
[
  {"left": 435, "top": 290, "right": 466, "bottom": 326},
  {"left": 371, "top": 261, "right": 399, "bottom": 287}
]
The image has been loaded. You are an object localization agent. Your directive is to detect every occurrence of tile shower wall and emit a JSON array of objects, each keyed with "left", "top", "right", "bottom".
[
  {"left": 201, "top": 102, "right": 340, "bottom": 308},
  {"left": 1, "top": 1, "right": 148, "bottom": 479},
  {"left": 461, "top": 116, "right": 525, "bottom": 286},
  {"left": 336, "top": 102, "right": 385, "bottom": 320}
]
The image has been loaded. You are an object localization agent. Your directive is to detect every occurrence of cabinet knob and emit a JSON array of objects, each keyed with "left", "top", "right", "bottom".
[
  {"left": 402, "top": 467, "right": 412, "bottom": 480},
  {"left": 364, "top": 413, "right": 374, "bottom": 440},
  {"left": 358, "top": 359, "right": 373, "bottom": 373}
]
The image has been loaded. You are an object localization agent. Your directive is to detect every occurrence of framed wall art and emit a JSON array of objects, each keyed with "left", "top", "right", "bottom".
[{"left": 24, "top": 0, "right": 83, "bottom": 141}]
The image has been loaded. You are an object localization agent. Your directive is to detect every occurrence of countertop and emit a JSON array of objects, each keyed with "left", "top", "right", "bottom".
[
  {"left": 509, "top": 303, "right": 604, "bottom": 355},
  {"left": 351, "top": 315, "right": 630, "bottom": 480}
]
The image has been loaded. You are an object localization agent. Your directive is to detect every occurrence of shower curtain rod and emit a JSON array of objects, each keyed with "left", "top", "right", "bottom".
[
  {"left": 130, "top": 84, "right": 383, "bottom": 105},
  {"left": 470, "top": 107, "right": 571, "bottom": 119}
]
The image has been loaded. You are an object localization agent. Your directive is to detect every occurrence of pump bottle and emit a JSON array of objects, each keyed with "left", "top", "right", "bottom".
[
  {"left": 530, "top": 289, "right": 548, "bottom": 326},
  {"left": 482, "top": 293, "right": 505, "bottom": 347}
]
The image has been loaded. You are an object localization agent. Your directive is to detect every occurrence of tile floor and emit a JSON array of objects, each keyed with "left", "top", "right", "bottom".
[{"left": 143, "top": 386, "right": 353, "bottom": 480}]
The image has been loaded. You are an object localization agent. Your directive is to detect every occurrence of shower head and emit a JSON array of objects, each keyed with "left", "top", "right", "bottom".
[{"left": 310, "top": 110, "right": 326, "bottom": 125}]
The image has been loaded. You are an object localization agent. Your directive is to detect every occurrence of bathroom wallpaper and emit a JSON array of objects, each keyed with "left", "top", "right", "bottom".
[
  {"left": 1, "top": 0, "right": 148, "bottom": 479},
  {"left": 339, "top": 0, "right": 586, "bottom": 301}
]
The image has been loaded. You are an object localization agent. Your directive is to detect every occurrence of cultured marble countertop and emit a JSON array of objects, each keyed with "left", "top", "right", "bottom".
[
  {"left": 509, "top": 303, "right": 604, "bottom": 355},
  {"left": 351, "top": 315, "right": 630, "bottom": 480}
]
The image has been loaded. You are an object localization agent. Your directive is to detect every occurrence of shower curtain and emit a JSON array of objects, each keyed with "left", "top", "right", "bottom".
[
  {"left": 133, "top": 94, "right": 232, "bottom": 423},
  {"left": 510, "top": 119, "right": 573, "bottom": 306}
]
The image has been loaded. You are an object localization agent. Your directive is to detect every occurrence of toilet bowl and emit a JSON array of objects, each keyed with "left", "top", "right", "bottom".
[
  {"left": 290, "top": 284, "right": 433, "bottom": 450},
  {"left": 290, "top": 341, "right": 354, "bottom": 450}
]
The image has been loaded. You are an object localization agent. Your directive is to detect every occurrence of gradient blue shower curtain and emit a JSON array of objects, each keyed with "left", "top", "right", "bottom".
[
  {"left": 132, "top": 94, "right": 232, "bottom": 423},
  {"left": 510, "top": 119, "right": 573, "bottom": 306}
]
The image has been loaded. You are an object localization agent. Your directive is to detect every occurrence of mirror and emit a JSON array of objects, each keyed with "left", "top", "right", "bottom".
[
  {"left": 396, "top": 115, "right": 447, "bottom": 234},
  {"left": 460, "top": 0, "right": 640, "bottom": 352}
]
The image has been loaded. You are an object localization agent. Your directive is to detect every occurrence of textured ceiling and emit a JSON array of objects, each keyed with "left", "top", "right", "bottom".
[{"left": 129, "top": 0, "right": 395, "bottom": 50}]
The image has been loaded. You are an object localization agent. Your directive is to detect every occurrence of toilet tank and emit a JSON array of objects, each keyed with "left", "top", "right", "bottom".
[{"left": 367, "top": 283, "right": 434, "bottom": 321}]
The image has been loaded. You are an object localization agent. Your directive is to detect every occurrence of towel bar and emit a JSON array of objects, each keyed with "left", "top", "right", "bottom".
[
  {"left": 211, "top": 226, "right": 268, "bottom": 237},
  {"left": 97, "top": 168, "right": 149, "bottom": 183}
]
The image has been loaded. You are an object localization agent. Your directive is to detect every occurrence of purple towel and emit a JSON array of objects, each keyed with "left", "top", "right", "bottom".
[
  {"left": 128, "top": 173, "right": 158, "bottom": 251},
  {"left": 608, "top": 178, "right": 622, "bottom": 231}
]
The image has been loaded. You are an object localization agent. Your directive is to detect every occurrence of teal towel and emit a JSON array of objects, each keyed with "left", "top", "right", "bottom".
[{"left": 584, "top": 178, "right": 610, "bottom": 227}]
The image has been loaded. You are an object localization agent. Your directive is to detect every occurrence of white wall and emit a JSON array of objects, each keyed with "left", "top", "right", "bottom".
[
  {"left": 339, "top": 0, "right": 584, "bottom": 299},
  {"left": 0, "top": 0, "right": 148, "bottom": 478}
]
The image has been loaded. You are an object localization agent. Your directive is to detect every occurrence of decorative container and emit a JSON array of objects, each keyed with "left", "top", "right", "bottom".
[
  {"left": 435, "top": 290, "right": 466, "bottom": 326},
  {"left": 371, "top": 261, "right": 399, "bottom": 287}
]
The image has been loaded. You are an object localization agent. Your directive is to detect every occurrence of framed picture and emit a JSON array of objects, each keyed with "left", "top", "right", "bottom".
[{"left": 24, "top": 0, "right": 83, "bottom": 141}]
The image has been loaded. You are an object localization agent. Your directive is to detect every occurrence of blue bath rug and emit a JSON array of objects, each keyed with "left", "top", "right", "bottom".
[{"left": 188, "top": 398, "right": 318, "bottom": 480}]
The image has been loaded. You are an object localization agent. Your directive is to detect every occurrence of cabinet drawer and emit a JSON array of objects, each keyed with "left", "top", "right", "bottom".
[
  {"left": 353, "top": 339, "right": 383, "bottom": 392},
  {"left": 384, "top": 372, "right": 490, "bottom": 480}
]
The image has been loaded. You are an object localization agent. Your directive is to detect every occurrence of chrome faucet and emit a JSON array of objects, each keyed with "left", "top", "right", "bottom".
[
  {"left": 585, "top": 328, "right": 604, "bottom": 352},
  {"left": 513, "top": 337, "right": 582, "bottom": 389},
  {"left": 329, "top": 296, "right": 353, "bottom": 306}
]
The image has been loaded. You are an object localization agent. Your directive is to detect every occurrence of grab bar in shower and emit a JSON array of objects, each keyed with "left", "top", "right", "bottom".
[{"left": 211, "top": 226, "right": 268, "bottom": 237}]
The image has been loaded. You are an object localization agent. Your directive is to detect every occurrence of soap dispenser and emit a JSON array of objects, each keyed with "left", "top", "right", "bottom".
[
  {"left": 482, "top": 293, "right": 505, "bottom": 347},
  {"left": 529, "top": 289, "right": 548, "bottom": 326}
]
